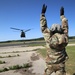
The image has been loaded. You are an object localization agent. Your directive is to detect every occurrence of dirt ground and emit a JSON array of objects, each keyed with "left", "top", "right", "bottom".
[
  {"left": 0, "top": 46, "right": 46, "bottom": 75},
  {"left": 0, "top": 45, "right": 72, "bottom": 75}
]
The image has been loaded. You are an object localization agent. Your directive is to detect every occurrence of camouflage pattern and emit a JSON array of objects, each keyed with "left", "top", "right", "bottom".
[
  {"left": 40, "top": 14, "right": 68, "bottom": 75},
  {"left": 50, "top": 33, "right": 68, "bottom": 50},
  {"left": 44, "top": 62, "right": 66, "bottom": 75}
]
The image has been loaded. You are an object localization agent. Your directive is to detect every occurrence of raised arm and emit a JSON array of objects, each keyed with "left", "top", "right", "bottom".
[
  {"left": 60, "top": 7, "right": 68, "bottom": 36},
  {"left": 40, "top": 4, "right": 49, "bottom": 32},
  {"left": 40, "top": 4, "right": 51, "bottom": 42}
]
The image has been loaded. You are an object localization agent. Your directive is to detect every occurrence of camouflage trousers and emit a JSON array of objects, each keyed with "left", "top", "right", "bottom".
[{"left": 44, "top": 62, "right": 66, "bottom": 75}]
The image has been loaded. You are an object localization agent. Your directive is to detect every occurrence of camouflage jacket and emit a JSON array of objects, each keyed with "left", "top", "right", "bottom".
[{"left": 40, "top": 14, "right": 69, "bottom": 64}]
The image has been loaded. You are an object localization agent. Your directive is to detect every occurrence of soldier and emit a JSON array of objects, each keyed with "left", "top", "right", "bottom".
[{"left": 40, "top": 4, "right": 69, "bottom": 75}]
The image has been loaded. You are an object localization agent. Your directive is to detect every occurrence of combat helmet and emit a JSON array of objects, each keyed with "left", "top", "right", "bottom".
[{"left": 50, "top": 24, "right": 63, "bottom": 34}]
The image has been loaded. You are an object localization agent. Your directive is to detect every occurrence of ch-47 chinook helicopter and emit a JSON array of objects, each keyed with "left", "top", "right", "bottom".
[{"left": 10, "top": 27, "right": 32, "bottom": 38}]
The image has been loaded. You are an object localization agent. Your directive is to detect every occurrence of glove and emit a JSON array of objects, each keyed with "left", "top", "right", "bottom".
[
  {"left": 41, "top": 4, "right": 47, "bottom": 14},
  {"left": 60, "top": 6, "right": 64, "bottom": 16}
]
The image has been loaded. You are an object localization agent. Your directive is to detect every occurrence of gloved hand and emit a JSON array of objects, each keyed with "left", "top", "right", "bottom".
[
  {"left": 60, "top": 6, "right": 64, "bottom": 16},
  {"left": 41, "top": 4, "right": 47, "bottom": 14}
]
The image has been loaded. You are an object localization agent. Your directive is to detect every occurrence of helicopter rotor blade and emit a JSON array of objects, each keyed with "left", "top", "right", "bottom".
[
  {"left": 10, "top": 27, "right": 22, "bottom": 31},
  {"left": 25, "top": 29, "right": 32, "bottom": 32}
]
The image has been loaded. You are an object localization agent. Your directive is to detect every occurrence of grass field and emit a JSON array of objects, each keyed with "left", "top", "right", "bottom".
[
  {"left": 0, "top": 39, "right": 75, "bottom": 45},
  {"left": 0, "top": 40, "right": 75, "bottom": 75},
  {"left": 66, "top": 46, "right": 75, "bottom": 75},
  {"left": 37, "top": 46, "right": 75, "bottom": 75}
]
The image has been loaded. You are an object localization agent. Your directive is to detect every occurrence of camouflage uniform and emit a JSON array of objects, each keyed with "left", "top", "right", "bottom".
[{"left": 40, "top": 13, "right": 69, "bottom": 75}]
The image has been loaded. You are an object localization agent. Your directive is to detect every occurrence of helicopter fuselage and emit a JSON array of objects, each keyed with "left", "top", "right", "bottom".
[{"left": 21, "top": 31, "right": 25, "bottom": 38}]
